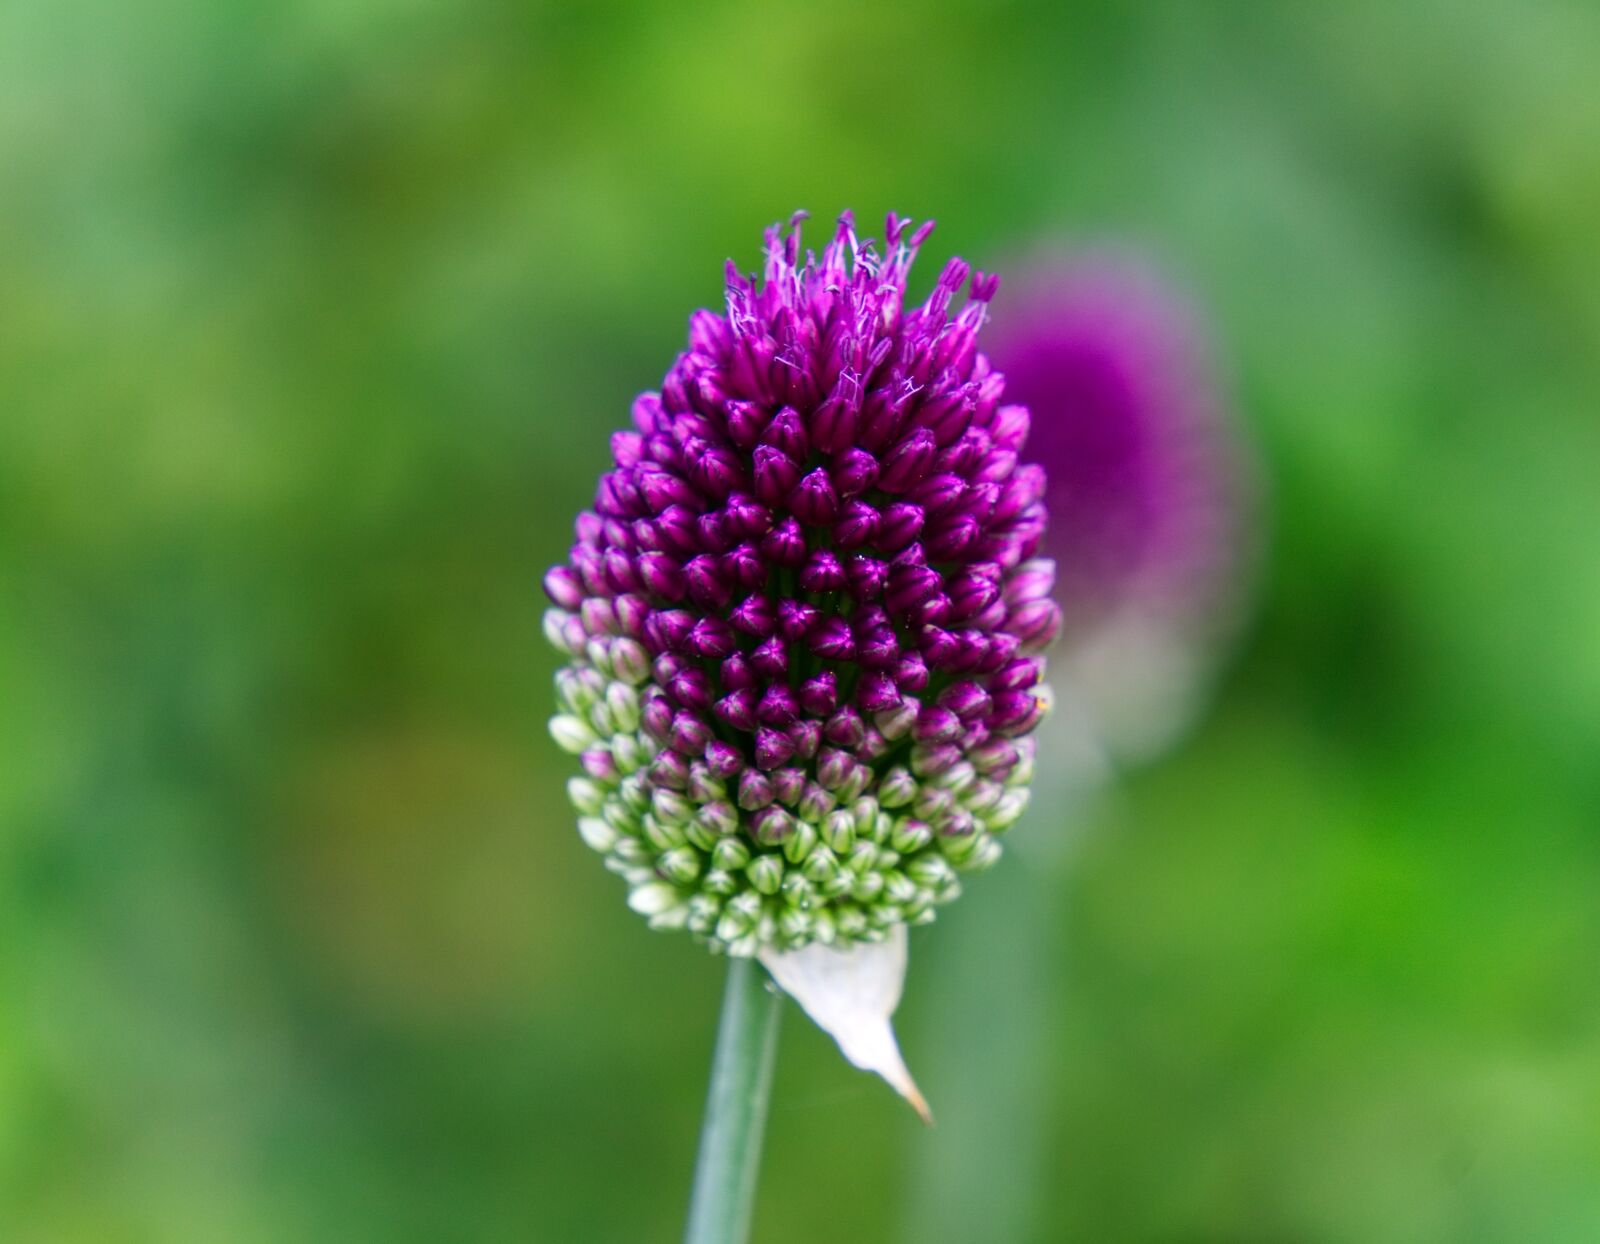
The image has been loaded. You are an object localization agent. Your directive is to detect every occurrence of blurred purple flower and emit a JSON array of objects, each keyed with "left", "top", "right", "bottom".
[{"left": 987, "top": 254, "right": 1254, "bottom": 758}]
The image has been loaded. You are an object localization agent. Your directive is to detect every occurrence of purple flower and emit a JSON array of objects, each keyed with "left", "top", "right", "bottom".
[
  {"left": 545, "top": 212, "right": 1054, "bottom": 953},
  {"left": 987, "top": 253, "right": 1251, "bottom": 756}
]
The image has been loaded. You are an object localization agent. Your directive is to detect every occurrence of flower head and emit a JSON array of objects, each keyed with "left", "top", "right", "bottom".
[
  {"left": 544, "top": 212, "right": 1057, "bottom": 955},
  {"left": 988, "top": 254, "right": 1250, "bottom": 757}
]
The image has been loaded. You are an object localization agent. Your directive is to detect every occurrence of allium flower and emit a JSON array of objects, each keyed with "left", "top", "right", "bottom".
[
  {"left": 987, "top": 254, "right": 1249, "bottom": 759},
  {"left": 543, "top": 212, "right": 1057, "bottom": 956}
]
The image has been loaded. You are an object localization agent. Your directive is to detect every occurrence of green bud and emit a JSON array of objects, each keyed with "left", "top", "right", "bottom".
[
  {"left": 907, "top": 854, "right": 955, "bottom": 889},
  {"left": 874, "top": 702, "right": 918, "bottom": 741},
  {"left": 695, "top": 799, "right": 738, "bottom": 839},
  {"left": 606, "top": 683, "right": 641, "bottom": 733},
  {"left": 651, "top": 787, "right": 692, "bottom": 827},
  {"left": 611, "top": 836, "right": 652, "bottom": 867},
  {"left": 658, "top": 846, "right": 702, "bottom": 886},
  {"left": 846, "top": 841, "right": 879, "bottom": 876},
  {"left": 966, "top": 835, "right": 1003, "bottom": 872},
  {"left": 576, "top": 816, "right": 618, "bottom": 853},
  {"left": 940, "top": 830, "right": 982, "bottom": 866},
  {"left": 627, "top": 881, "right": 684, "bottom": 917},
  {"left": 868, "top": 902, "right": 903, "bottom": 928},
  {"left": 780, "top": 871, "right": 815, "bottom": 909},
  {"left": 567, "top": 777, "right": 606, "bottom": 817},
  {"left": 685, "top": 894, "right": 720, "bottom": 936},
  {"left": 835, "top": 764, "right": 870, "bottom": 803},
  {"left": 932, "top": 759, "right": 977, "bottom": 794},
  {"left": 801, "top": 844, "right": 838, "bottom": 885},
  {"left": 962, "top": 778, "right": 1003, "bottom": 815},
  {"left": 889, "top": 817, "right": 933, "bottom": 855},
  {"left": 642, "top": 813, "right": 687, "bottom": 853},
  {"left": 877, "top": 766, "right": 917, "bottom": 808},
  {"left": 610, "top": 637, "right": 650, "bottom": 686},
  {"left": 835, "top": 905, "right": 868, "bottom": 939},
  {"left": 820, "top": 808, "right": 855, "bottom": 854},
  {"left": 851, "top": 870, "right": 885, "bottom": 904},
  {"left": 797, "top": 783, "right": 836, "bottom": 824},
  {"left": 778, "top": 907, "right": 813, "bottom": 943},
  {"left": 884, "top": 869, "right": 918, "bottom": 905},
  {"left": 782, "top": 818, "right": 818, "bottom": 866},
  {"left": 618, "top": 773, "right": 651, "bottom": 812},
  {"left": 542, "top": 609, "right": 575, "bottom": 654},
  {"left": 983, "top": 789, "right": 1029, "bottom": 832},
  {"left": 711, "top": 837, "right": 751, "bottom": 872},
  {"left": 912, "top": 786, "right": 954, "bottom": 822},
  {"left": 704, "top": 868, "right": 738, "bottom": 896},
  {"left": 549, "top": 714, "right": 595, "bottom": 755},
  {"left": 602, "top": 795, "right": 642, "bottom": 836},
  {"left": 1009, "top": 748, "right": 1036, "bottom": 789},
  {"left": 875, "top": 848, "right": 901, "bottom": 870},
  {"left": 747, "top": 854, "right": 784, "bottom": 896},
  {"left": 587, "top": 700, "right": 617, "bottom": 737},
  {"left": 580, "top": 635, "right": 609, "bottom": 674},
  {"left": 725, "top": 890, "right": 762, "bottom": 926},
  {"left": 556, "top": 668, "right": 595, "bottom": 714},
  {"left": 810, "top": 908, "right": 838, "bottom": 944}
]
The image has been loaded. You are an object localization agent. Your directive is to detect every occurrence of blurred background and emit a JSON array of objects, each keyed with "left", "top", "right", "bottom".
[{"left": 4, "top": 2, "right": 1599, "bottom": 1240}]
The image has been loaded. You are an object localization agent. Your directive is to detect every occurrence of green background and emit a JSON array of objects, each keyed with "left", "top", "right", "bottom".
[{"left": 4, "top": 2, "right": 1598, "bottom": 1240}]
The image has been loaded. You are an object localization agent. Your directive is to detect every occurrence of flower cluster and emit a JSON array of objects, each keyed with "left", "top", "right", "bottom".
[{"left": 544, "top": 213, "right": 1057, "bottom": 955}]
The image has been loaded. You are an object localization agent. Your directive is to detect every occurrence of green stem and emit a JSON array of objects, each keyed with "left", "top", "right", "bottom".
[{"left": 683, "top": 956, "right": 784, "bottom": 1244}]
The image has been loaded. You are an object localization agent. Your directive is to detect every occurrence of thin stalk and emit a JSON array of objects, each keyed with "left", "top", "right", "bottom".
[{"left": 683, "top": 956, "right": 784, "bottom": 1244}]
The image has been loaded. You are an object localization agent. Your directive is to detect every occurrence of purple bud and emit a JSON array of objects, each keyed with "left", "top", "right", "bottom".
[
  {"left": 762, "top": 406, "right": 808, "bottom": 462},
  {"left": 789, "top": 468, "right": 840, "bottom": 526},
  {"left": 729, "top": 593, "right": 777, "bottom": 636},
  {"left": 925, "top": 514, "right": 981, "bottom": 560},
  {"left": 580, "top": 749, "right": 618, "bottom": 783},
  {"left": 938, "top": 679, "right": 993, "bottom": 721},
  {"left": 615, "top": 594, "right": 650, "bottom": 637},
  {"left": 757, "top": 685, "right": 800, "bottom": 728},
  {"left": 992, "top": 657, "right": 1043, "bottom": 693},
  {"left": 1004, "top": 558, "right": 1057, "bottom": 604},
  {"left": 831, "top": 448, "right": 880, "bottom": 497},
  {"left": 892, "top": 652, "right": 929, "bottom": 692},
  {"left": 724, "top": 400, "right": 769, "bottom": 448},
  {"left": 816, "top": 747, "right": 853, "bottom": 790},
  {"left": 886, "top": 563, "right": 941, "bottom": 618},
  {"left": 720, "top": 653, "right": 755, "bottom": 690},
  {"left": 706, "top": 740, "right": 745, "bottom": 778},
  {"left": 856, "top": 671, "right": 901, "bottom": 713},
  {"left": 834, "top": 500, "right": 881, "bottom": 549},
  {"left": 811, "top": 396, "right": 858, "bottom": 454},
  {"left": 724, "top": 542, "right": 767, "bottom": 591},
  {"left": 637, "top": 552, "right": 686, "bottom": 602},
  {"left": 668, "top": 667, "right": 713, "bottom": 712},
  {"left": 920, "top": 625, "right": 962, "bottom": 671},
  {"left": 798, "top": 551, "right": 845, "bottom": 594},
  {"left": 751, "top": 636, "right": 789, "bottom": 679},
  {"left": 684, "top": 554, "right": 732, "bottom": 610},
  {"left": 845, "top": 556, "right": 887, "bottom": 601},
  {"left": 687, "top": 617, "right": 735, "bottom": 659},
  {"left": 753, "top": 445, "right": 801, "bottom": 505},
  {"left": 760, "top": 517, "right": 807, "bottom": 567},
  {"left": 799, "top": 672, "right": 839, "bottom": 717},
  {"left": 737, "top": 769, "right": 775, "bottom": 810},
  {"left": 823, "top": 706, "right": 866, "bottom": 748},
  {"left": 724, "top": 493, "right": 772, "bottom": 538},
  {"left": 714, "top": 688, "right": 758, "bottom": 732},
  {"left": 856, "top": 627, "right": 900, "bottom": 670},
  {"left": 809, "top": 616, "right": 855, "bottom": 661},
  {"left": 543, "top": 566, "right": 584, "bottom": 608},
  {"left": 771, "top": 766, "right": 807, "bottom": 805},
  {"left": 777, "top": 599, "right": 819, "bottom": 641},
  {"left": 878, "top": 428, "right": 937, "bottom": 492},
  {"left": 755, "top": 727, "right": 796, "bottom": 770},
  {"left": 876, "top": 502, "right": 925, "bottom": 553},
  {"left": 579, "top": 598, "right": 617, "bottom": 638},
  {"left": 989, "top": 689, "right": 1041, "bottom": 733},
  {"left": 669, "top": 712, "right": 711, "bottom": 756},
  {"left": 909, "top": 472, "right": 966, "bottom": 516},
  {"left": 788, "top": 719, "right": 822, "bottom": 761},
  {"left": 1009, "top": 597, "right": 1062, "bottom": 652}
]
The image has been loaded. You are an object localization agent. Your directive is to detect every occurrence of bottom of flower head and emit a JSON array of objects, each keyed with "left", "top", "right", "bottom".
[{"left": 547, "top": 621, "right": 1041, "bottom": 955}]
